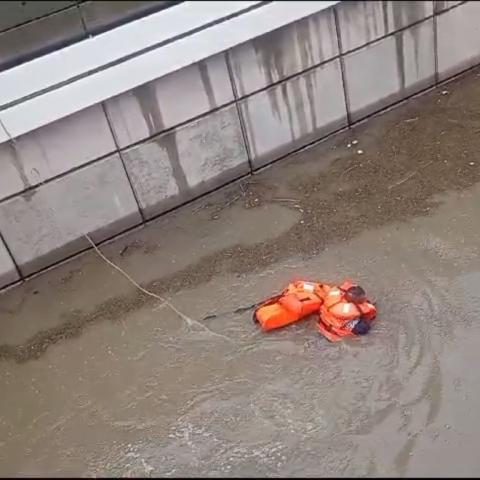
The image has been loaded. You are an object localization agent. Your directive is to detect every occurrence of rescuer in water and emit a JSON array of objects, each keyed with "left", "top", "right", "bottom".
[{"left": 253, "top": 279, "right": 377, "bottom": 342}]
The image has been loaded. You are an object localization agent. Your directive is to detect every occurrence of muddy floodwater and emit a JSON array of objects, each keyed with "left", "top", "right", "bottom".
[{"left": 2, "top": 69, "right": 480, "bottom": 477}]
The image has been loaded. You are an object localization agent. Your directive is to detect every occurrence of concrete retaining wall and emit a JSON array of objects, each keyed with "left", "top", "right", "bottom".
[{"left": 0, "top": 0, "right": 479, "bottom": 289}]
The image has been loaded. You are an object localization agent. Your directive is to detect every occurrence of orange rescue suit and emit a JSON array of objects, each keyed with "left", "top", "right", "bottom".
[
  {"left": 253, "top": 281, "right": 324, "bottom": 331},
  {"left": 254, "top": 279, "right": 377, "bottom": 341},
  {"left": 317, "top": 280, "right": 377, "bottom": 342}
]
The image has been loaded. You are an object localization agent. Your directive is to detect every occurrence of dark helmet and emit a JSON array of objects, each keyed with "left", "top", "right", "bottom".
[{"left": 345, "top": 285, "right": 367, "bottom": 304}]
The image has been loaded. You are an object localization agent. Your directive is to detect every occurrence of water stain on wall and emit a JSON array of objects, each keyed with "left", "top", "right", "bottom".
[
  {"left": 253, "top": 27, "right": 287, "bottom": 122},
  {"left": 391, "top": 1, "right": 425, "bottom": 90},
  {"left": 240, "top": 100, "right": 258, "bottom": 159},
  {"left": 362, "top": 2, "right": 375, "bottom": 44},
  {"left": 7, "top": 141, "right": 36, "bottom": 201},
  {"left": 249, "top": 9, "right": 340, "bottom": 147},
  {"left": 252, "top": 23, "right": 314, "bottom": 141},
  {"left": 381, "top": 2, "right": 389, "bottom": 34},
  {"left": 229, "top": 64, "right": 259, "bottom": 157},
  {"left": 7, "top": 142, "right": 29, "bottom": 191},
  {"left": 154, "top": 132, "right": 189, "bottom": 193},
  {"left": 289, "top": 77, "right": 309, "bottom": 138},
  {"left": 132, "top": 82, "right": 165, "bottom": 136},
  {"left": 231, "top": 56, "right": 247, "bottom": 100},
  {"left": 295, "top": 18, "right": 316, "bottom": 70},
  {"left": 394, "top": 31, "right": 406, "bottom": 90},
  {"left": 132, "top": 82, "right": 189, "bottom": 194},
  {"left": 227, "top": 52, "right": 259, "bottom": 158},
  {"left": 295, "top": 21, "right": 318, "bottom": 131},
  {"left": 339, "top": 1, "right": 385, "bottom": 51},
  {"left": 341, "top": 0, "right": 427, "bottom": 55},
  {"left": 324, "top": 11, "right": 337, "bottom": 58},
  {"left": 280, "top": 84, "right": 296, "bottom": 141},
  {"left": 197, "top": 60, "right": 216, "bottom": 111}
]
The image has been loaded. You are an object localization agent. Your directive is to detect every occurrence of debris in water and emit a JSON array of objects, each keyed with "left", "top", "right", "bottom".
[
  {"left": 273, "top": 198, "right": 300, "bottom": 203},
  {"left": 141, "top": 459, "right": 154, "bottom": 476},
  {"left": 388, "top": 170, "right": 417, "bottom": 189},
  {"left": 341, "top": 164, "right": 359, "bottom": 178},
  {"left": 253, "top": 280, "right": 377, "bottom": 342},
  {"left": 84, "top": 234, "right": 233, "bottom": 344}
]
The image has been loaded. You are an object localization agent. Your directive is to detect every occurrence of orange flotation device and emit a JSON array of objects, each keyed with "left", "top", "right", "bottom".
[
  {"left": 253, "top": 281, "right": 324, "bottom": 331},
  {"left": 317, "top": 279, "right": 377, "bottom": 342}
]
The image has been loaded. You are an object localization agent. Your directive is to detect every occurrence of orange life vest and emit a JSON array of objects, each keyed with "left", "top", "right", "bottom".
[
  {"left": 254, "top": 281, "right": 324, "bottom": 331},
  {"left": 317, "top": 279, "right": 376, "bottom": 342}
]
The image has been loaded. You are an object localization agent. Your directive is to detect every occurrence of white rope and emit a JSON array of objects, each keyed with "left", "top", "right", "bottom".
[{"left": 84, "top": 234, "right": 232, "bottom": 343}]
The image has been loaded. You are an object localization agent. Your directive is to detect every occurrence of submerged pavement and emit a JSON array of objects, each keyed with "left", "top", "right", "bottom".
[{"left": 1, "top": 67, "right": 480, "bottom": 477}]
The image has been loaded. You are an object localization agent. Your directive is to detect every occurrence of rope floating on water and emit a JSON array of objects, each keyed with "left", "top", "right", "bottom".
[{"left": 84, "top": 234, "right": 233, "bottom": 342}]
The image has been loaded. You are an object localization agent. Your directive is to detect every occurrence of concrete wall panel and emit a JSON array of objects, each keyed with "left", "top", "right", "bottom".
[
  {"left": 121, "top": 105, "right": 249, "bottom": 219},
  {"left": 401, "top": 19, "right": 435, "bottom": 91},
  {"left": 0, "top": 154, "right": 142, "bottom": 276},
  {"left": 241, "top": 59, "right": 347, "bottom": 168},
  {"left": 344, "top": 19, "right": 435, "bottom": 122},
  {"left": 437, "top": 1, "right": 480, "bottom": 80},
  {"left": 336, "top": 1, "right": 432, "bottom": 54},
  {"left": 104, "top": 53, "right": 234, "bottom": 149},
  {"left": 229, "top": 7, "right": 338, "bottom": 97},
  {"left": 0, "top": 105, "right": 116, "bottom": 196},
  {"left": 0, "top": 236, "right": 19, "bottom": 288}
]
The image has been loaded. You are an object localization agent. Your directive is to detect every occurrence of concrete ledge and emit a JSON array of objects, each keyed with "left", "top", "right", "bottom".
[{"left": 0, "top": 154, "right": 142, "bottom": 276}]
